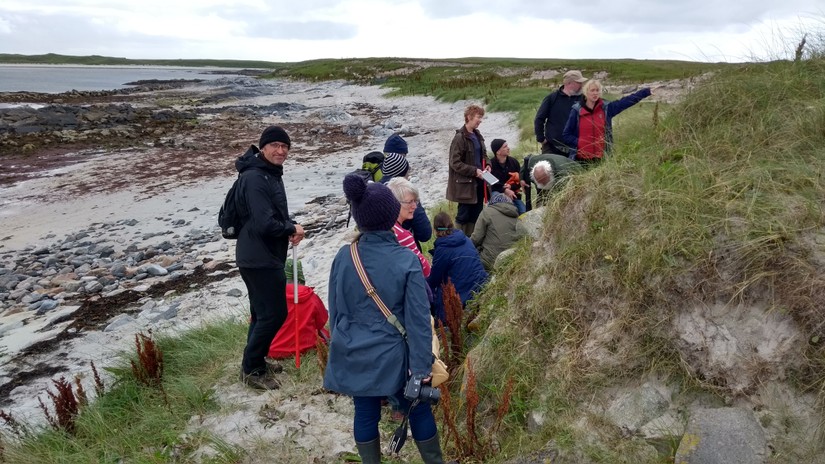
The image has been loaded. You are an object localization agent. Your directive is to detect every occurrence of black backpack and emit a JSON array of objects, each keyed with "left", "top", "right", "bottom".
[{"left": 218, "top": 173, "right": 246, "bottom": 239}]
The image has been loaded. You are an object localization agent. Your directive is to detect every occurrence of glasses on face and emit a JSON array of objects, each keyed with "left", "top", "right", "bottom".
[
  {"left": 269, "top": 142, "right": 289, "bottom": 151},
  {"left": 400, "top": 199, "right": 417, "bottom": 206}
]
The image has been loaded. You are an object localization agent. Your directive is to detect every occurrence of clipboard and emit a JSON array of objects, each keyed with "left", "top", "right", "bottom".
[{"left": 481, "top": 171, "right": 499, "bottom": 185}]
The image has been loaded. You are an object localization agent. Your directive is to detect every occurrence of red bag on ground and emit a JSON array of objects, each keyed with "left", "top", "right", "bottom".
[{"left": 268, "top": 283, "right": 330, "bottom": 359}]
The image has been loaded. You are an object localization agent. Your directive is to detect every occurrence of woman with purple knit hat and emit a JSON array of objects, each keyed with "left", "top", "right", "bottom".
[{"left": 324, "top": 173, "right": 444, "bottom": 464}]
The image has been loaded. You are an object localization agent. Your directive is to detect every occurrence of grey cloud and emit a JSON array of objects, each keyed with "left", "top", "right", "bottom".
[
  {"left": 0, "top": 7, "right": 355, "bottom": 59},
  {"left": 188, "top": 2, "right": 358, "bottom": 41},
  {"left": 243, "top": 20, "right": 357, "bottom": 40},
  {"left": 418, "top": 0, "right": 818, "bottom": 33}
]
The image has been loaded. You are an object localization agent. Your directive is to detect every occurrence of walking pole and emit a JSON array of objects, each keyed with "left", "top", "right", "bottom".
[{"left": 292, "top": 244, "right": 301, "bottom": 368}]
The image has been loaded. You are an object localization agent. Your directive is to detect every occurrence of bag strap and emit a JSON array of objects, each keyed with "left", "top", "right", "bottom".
[{"left": 350, "top": 242, "right": 407, "bottom": 338}]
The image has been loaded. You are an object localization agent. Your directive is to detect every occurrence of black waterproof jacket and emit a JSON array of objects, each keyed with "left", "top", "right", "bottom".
[
  {"left": 234, "top": 145, "right": 296, "bottom": 269},
  {"left": 534, "top": 86, "right": 582, "bottom": 153}
]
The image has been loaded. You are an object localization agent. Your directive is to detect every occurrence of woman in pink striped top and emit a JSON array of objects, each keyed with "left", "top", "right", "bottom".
[{"left": 387, "top": 177, "right": 431, "bottom": 278}]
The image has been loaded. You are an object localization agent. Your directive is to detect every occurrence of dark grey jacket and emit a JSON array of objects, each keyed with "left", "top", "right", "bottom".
[
  {"left": 446, "top": 126, "right": 487, "bottom": 204},
  {"left": 234, "top": 145, "right": 296, "bottom": 269},
  {"left": 534, "top": 86, "right": 582, "bottom": 153}
]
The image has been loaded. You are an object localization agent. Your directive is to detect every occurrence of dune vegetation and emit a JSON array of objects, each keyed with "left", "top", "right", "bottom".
[
  {"left": 461, "top": 48, "right": 825, "bottom": 464},
  {"left": 2, "top": 27, "right": 825, "bottom": 463}
]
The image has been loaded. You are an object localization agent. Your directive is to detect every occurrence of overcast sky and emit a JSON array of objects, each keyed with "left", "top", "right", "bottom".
[{"left": 0, "top": 1, "right": 821, "bottom": 63}]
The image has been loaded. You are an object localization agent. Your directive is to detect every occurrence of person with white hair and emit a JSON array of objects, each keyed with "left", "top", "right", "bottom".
[
  {"left": 519, "top": 153, "right": 581, "bottom": 209},
  {"left": 379, "top": 151, "right": 432, "bottom": 251},
  {"left": 387, "top": 177, "right": 431, "bottom": 277}
]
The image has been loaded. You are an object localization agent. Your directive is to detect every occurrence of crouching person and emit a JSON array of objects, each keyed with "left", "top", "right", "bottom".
[{"left": 324, "top": 173, "right": 444, "bottom": 464}]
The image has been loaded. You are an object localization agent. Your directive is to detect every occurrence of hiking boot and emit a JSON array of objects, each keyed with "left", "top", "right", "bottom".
[
  {"left": 240, "top": 370, "right": 281, "bottom": 390},
  {"left": 264, "top": 358, "right": 284, "bottom": 375}
]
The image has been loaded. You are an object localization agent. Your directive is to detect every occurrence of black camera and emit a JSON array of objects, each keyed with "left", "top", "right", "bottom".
[{"left": 403, "top": 374, "right": 441, "bottom": 404}]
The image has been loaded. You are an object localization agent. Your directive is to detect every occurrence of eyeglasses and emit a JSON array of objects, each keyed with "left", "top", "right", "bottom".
[
  {"left": 269, "top": 142, "right": 290, "bottom": 151},
  {"left": 400, "top": 200, "right": 417, "bottom": 206}
]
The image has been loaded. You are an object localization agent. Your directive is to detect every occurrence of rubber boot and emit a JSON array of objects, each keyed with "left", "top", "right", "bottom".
[
  {"left": 355, "top": 438, "right": 381, "bottom": 464},
  {"left": 415, "top": 432, "right": 444, "bottom": 464}
]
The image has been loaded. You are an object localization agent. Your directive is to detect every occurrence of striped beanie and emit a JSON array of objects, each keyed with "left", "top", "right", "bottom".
[
  {"left": 488, "top": 192, "right": 512, "bottom": 206},
  {"left": 380, "top": 152, "right": 410, "bottom": 178}
]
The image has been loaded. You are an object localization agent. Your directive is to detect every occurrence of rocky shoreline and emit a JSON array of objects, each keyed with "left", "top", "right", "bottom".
[{"left": 0, "top": 74, "right": 519, "bottom": 459}]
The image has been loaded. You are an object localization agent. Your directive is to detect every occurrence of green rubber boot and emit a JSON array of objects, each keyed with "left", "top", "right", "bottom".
[
  {"left": 355, "top": 437, "right": 381, "bottom": 464},
  {"left": 415, "top": 432, "right": 444, "bottom": 464}
]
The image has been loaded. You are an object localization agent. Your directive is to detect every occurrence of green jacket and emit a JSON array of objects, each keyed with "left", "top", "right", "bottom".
[
  {"left": 470, "top": 202, "right": 527, "bottom": 270},
  {"left": 521, "top": 153, "right": 581, "bottom": 191}
]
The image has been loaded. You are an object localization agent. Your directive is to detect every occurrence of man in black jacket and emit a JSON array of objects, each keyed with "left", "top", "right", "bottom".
[
  {"left": 235, "top": 125, "right": 305, "bottom": 390},
  {"left": 534, "top": 70, "right": 586, "bottom": 155}
]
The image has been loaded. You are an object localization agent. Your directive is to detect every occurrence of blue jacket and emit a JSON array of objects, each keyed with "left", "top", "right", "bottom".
[
  {"left": 234, "top": 145, "right": 296, "bottom": 269},
  {"left": 562, "top": 88, "right": 651, "bottom": 160},
  {"left": 323, "top": 231, "right": 433, "bottom": 397},
  {"left": 427, "top": 230, "right": 488, "bottom": 322}
]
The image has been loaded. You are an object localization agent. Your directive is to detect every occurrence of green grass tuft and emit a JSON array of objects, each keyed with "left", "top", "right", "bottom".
[{"left": 3, "top": 320, "right": 248, "bottom": 463}]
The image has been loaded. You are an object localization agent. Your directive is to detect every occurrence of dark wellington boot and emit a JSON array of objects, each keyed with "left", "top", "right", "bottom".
[
  {"left": 355, "top": 437, "right": 381, "bottom": 464},
  {"left": 415, "top": 432, "right": 444, "bottom": 464}
]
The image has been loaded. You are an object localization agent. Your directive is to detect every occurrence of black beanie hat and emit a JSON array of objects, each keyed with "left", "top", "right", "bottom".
[
  {"left": 343, "top": 173, "right": 400, "bottom": 232},
  {"left": 491, "top": 139, "right": 505, "bottom": 155},
  {"left": 259, "top": 125, "right": 291, "bottom": 149}
]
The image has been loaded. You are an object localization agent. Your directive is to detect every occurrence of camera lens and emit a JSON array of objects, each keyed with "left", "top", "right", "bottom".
[{"left": 420, "top": 385, "right": 441, "bottom": 404}]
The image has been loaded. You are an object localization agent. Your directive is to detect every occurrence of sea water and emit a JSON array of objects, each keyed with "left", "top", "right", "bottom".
[{"left": 0, "top": 64, "right": 255, "bottom": 93}]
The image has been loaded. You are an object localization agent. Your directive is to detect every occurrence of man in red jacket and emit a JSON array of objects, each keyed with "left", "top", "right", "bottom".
[{"left": 268, "top": 259, "right": 329, "bottom": 359}]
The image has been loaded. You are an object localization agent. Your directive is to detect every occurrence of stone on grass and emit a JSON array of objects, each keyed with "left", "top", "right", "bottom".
[{"left": 675, "top": 407, "right": 768, "bottom": 464}]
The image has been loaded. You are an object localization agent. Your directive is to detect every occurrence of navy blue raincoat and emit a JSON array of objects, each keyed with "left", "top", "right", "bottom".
[{"left": 323, "top": 231, "right": 433, "bottom": 397}]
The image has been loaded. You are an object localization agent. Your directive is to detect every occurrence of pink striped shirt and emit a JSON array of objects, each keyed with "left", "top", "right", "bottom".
[{"left": 392, "top": 223, "right": 431, "bottom": 277}]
